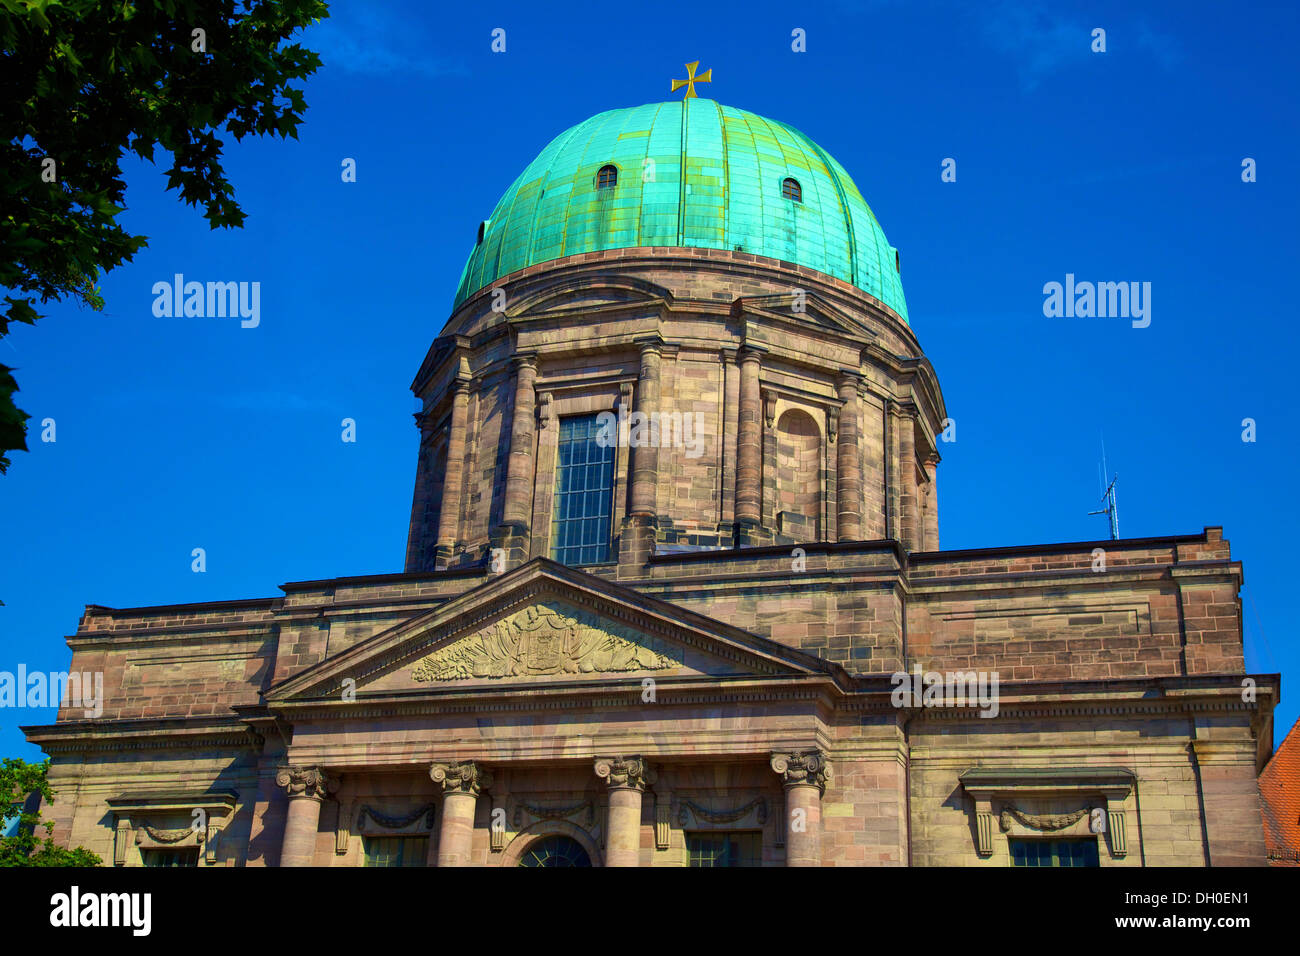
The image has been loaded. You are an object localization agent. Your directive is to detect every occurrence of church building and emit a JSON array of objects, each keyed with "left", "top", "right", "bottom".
[{"left": 23, "top": 85, "right": 1276, "bottom": 867}]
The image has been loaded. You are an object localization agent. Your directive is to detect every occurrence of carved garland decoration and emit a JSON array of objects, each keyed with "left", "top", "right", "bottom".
[
  {"left": 139, "top": 824, "right": 199, "bottom": 844},
  {"left": 513, "top": 801, "right": 595, "bottom": 829},
  {"left": 998, "top": 805, "right": 1090, "bottom": 833},
  {"left": 358, "top": 804, "right": 437, "bottom": 831},
  {"left": 411, "top": 602, "right": 681, "bottom": 682},
  {"left": 677, "top": 798, "right": 768, "bottom": 828}
]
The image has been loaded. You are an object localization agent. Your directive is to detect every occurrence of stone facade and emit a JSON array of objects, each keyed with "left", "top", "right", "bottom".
[{"left": 22, "top": 247, "right": 1276, "bottom": 867}]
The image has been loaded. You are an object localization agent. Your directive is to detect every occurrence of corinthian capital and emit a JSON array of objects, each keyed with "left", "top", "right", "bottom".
[
  {"left": 275, "top": 766, "right": 336, "bottom": 800},
  {"left": 770, "top": 751, "right": 831, "bottom": 795},
  {"left": 594, "top": 756, "right": 656, "bottom": 792},
  {"left": 430, "top": 760, "right": 492, "bottom": 796}
]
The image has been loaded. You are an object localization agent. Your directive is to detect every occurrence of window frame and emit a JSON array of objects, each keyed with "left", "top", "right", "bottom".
[
  {"left": 362, "top": 834, "right": 429, "bottom": 868},
  {"left": 596, "top": 164, "right": 618, "bottom": 190},
  {"left": 1008, "top": 837, "right": 1101, "bottom": 868},
  {"left": 685, "top": 830, "right": 764, "bottom": 868},
  {"left": 781, "top": 177, "right": 802, "bottom": 203},
  {"left": 549, "top": 413, "right": 617, "bottom": 566}
]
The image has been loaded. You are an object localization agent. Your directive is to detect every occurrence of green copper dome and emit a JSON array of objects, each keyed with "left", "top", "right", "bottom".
[{"left": 453, "top": 99, "right": 909, "bottom": 322}]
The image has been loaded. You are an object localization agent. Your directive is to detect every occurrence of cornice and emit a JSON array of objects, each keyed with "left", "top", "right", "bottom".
[{"left": 21, "top": 717, "right": 264, "bottom": 755}]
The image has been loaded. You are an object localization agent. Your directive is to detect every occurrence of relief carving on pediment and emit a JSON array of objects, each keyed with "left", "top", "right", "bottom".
[{"left": 411, "top": 601, "right": 682, "bottom": 682}]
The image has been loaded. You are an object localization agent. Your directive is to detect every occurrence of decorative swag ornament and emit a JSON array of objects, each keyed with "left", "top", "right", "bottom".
[{"left": 998, "top": 805, "right": 1091, "bottom": 832}]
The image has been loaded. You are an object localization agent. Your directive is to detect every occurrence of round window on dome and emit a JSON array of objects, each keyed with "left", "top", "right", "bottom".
[
  {"left": 782, "top": 177, "right": 802, "bottom": 203},
  {"left": 597, "top": 164, "right": 618, "bottom": 189},
  {"left": 476, "top": 220, "right": 488, "bottom": 244}
]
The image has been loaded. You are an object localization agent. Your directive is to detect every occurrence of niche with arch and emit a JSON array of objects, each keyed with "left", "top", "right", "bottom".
[{"left": 773, "top": 408, "right": 822, "bottom": 542}]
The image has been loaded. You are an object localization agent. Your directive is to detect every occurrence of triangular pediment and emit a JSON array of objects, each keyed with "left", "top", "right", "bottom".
[
  {"left": 508, "top": 275, "right": 675, "bottom": 318},
  {"left": 267, "top": 559, "right": 836, "bottom": 703},
  {"left": 738, "top": 291, "right": 877, "bottom": 339}
]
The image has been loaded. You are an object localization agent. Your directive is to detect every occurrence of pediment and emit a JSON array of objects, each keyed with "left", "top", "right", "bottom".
[
  {"left": 738, "top": 291, "right": 876, "bottom": 339},
  {"left": 267, "top": 559, "right": 836, "bottom": 703},
  {"left": 506, "top": 275, "right": 675, "bottom": 318}
]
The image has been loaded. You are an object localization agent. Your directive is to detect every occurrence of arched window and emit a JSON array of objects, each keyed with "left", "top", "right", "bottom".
[
  {"left": 782, "top": 177, "right": 802, "bottom": 202},
  {"left": 597, "top": 164, "right": 618, "bottom": 189},
  {"left": 476, "top": 220, "right": 487, "bottom": 244},
  {"left": 518, "top": 835, "right": 592, "bottom": 867}
]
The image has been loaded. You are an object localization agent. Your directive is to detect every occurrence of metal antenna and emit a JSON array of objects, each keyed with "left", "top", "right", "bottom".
[{"left": 1088, "top": 441, "right": 1119, "bottom": 540}]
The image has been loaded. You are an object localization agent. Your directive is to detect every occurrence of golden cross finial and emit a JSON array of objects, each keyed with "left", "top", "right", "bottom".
[{"left": 671, "top": 61, "right": 712, "bottom": 99}]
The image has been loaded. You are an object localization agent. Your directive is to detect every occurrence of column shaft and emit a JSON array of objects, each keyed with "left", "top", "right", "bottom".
[
  {"left": 437, "top": 791, "right": 477, "bottom": 867},
  {"left": 595, "top": 756, "right": 654, "bottom": 867},
  {"left": 735, "top": 349, "right": 762, "bottom": 526},
  {"left": 605, "top": 788, "right": 643, "bottom": 867},
  {"left": 430, "top": 760, "right": 491, "bottom": 867},
  {"left": 435, "top": 383, "right": 471, "bottom": 565},
  {"left": 923, "top": 456, "right": 940, "bottom": 551},
  {"left": 771, "top": 751, "right": 829, "bottom": 868},
  {"left": 275, "top": 767, "right": 333, "bottom": 867},
  {"left": 281, "top": 796, "right": 322, "bottom": 867},
  {"left": 898, "top": 407, "right": 919, "bottom": 552},
  {"left": 836, "top": 377, "right": 862, "bottom": 541},
  {"left": 501, "top": 357, "right": 538, "bottom": 530},
  {"left": 629, "top": 346, "right": 661, "bottom": 518},
  {"left": 784, "top": 785, "right": 823, "bottom": 867}
]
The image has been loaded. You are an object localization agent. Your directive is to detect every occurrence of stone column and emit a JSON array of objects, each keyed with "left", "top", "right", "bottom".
[
  {"left": 629, "top": 344, "right": 661, "bottom": 519},
  {"left": 923, "top": 454, "right": 940, "bottom": 551},
  {"left": 275, "top": 767, "right": 335, "bottom": 867},
  {"left": 595, "top": 756, "right": 655, "bottom": 867},
  {"left": 896, "top": 404, "right": 919, "bottom": 552},
  {"left": 836, "top": 375, "right": 862, "bottom": 541},
  {"left": 434, "top": 380, "right": 472, "bottom": 568},
  {"left": 496, "top": 358, "right": 538, "bottom": 561},
  {"left": 735, "top": 347, "right": 762, "bottom": 529},
  {"left": 430, "top": 760, "right": 491, "bottom": 867},
  {"left": 771, "top": 751, "right": 830, "bottom": 867}
]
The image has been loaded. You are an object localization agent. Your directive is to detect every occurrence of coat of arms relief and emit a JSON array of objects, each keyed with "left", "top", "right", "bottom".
[{"left": 410, "top": 601, "right": 682, "bottom": 682}]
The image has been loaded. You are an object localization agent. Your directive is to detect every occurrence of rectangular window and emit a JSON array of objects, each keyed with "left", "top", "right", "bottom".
[
  {"left": 141, "top": 847, "right": 199, "bottom": 867},
  {"left": 362, "top": 835, "right": 428, "bottom": 867},
  {"left": 686, "top": 831, "right": 763, "bottom": 868},
  {"left": 551, "top": 414, "right": 615, "bottom": 565},
  {"left": 1009, "top": 838, "right": 1100, "bottom": 867}
]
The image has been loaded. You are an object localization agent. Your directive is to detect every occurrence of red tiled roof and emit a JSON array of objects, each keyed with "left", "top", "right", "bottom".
[{"left": 1260, "top": 716, "right": 1300, "bottom": 866}]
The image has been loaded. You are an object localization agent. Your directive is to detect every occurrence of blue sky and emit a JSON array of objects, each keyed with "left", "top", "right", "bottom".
[{"left": 2, "top": 0, "right": 1296, "bottom": 760}]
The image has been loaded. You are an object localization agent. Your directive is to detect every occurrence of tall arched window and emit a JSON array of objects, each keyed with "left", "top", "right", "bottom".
[
  {"left": 782, "top": 177, "right": 802, "bottom": 202},
  {"left": 597, "top": 164, "right": 618, "bottom": 189}
]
